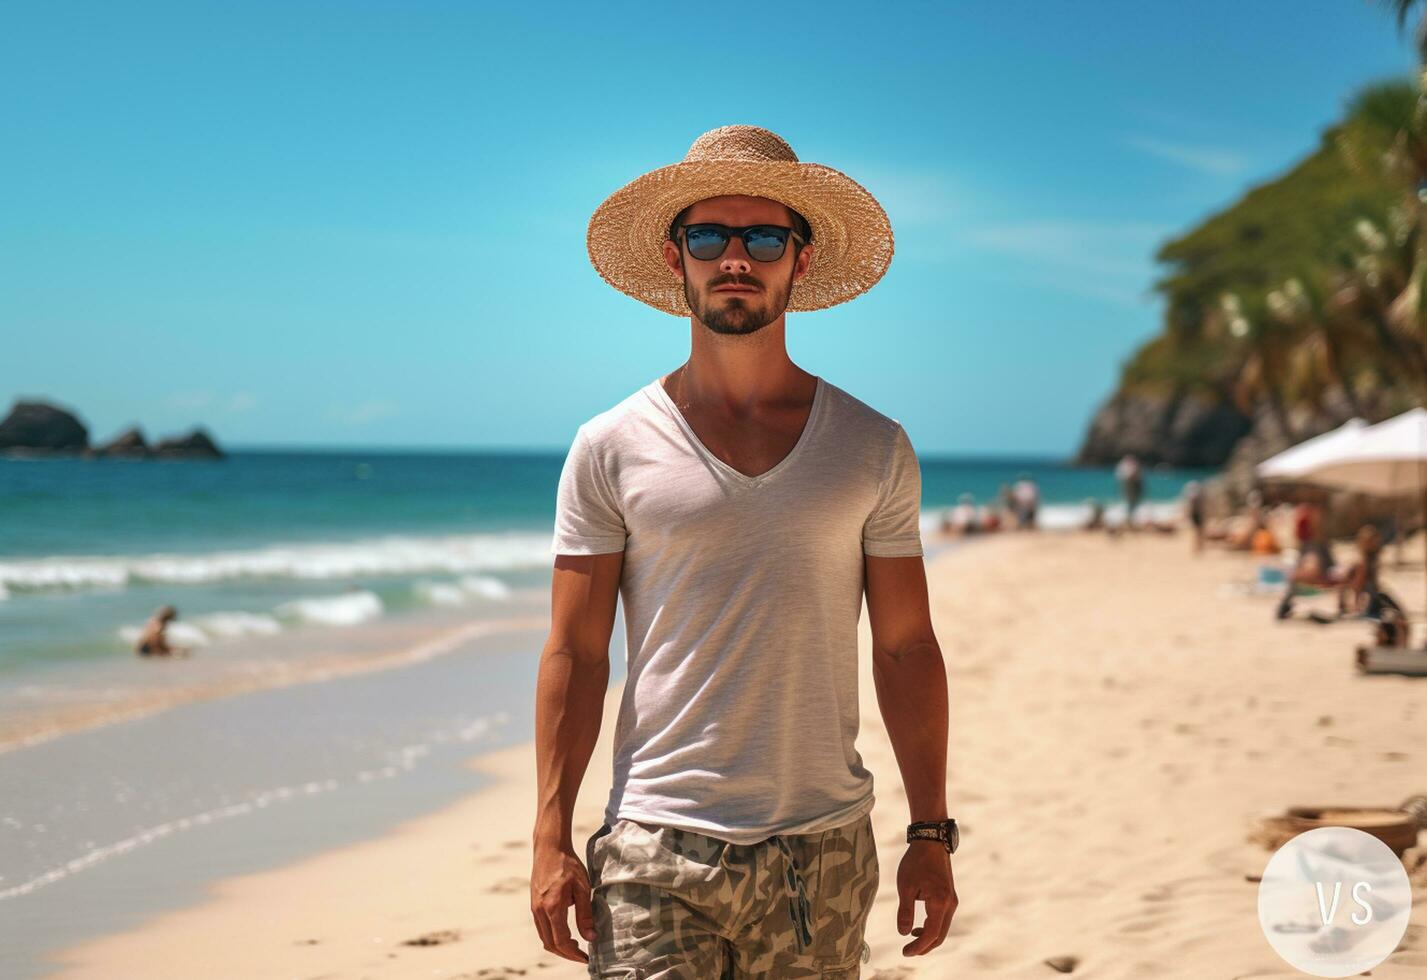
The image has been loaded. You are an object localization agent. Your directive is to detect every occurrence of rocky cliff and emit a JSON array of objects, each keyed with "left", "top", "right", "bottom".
[{"left": 1075, "top": 389, "right": 1251, "bottom": 468}]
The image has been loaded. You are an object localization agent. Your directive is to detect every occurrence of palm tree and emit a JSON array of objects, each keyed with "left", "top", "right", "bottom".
[
  {"left": 1386, "top": 1, "right": 1427, "bottom": 70},
  {"left": 1223, "top": 291, "right": 1299, "bottom": 440},
  {"left": 1266, "top": 273, "right": 1367, "bottom": 416}
]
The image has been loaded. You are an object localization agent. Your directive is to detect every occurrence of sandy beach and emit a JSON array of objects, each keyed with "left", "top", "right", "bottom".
[{"left": 44, "top": 530, "right": 1427, "bottom": 979}]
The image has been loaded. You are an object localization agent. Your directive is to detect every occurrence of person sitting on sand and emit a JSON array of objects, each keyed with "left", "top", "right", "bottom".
[
  {"left": 1274, "top": 536, "right": 1342, "bottom": 621},
  {"left": 947, "top": 493, "right": 979, "bottom": 536},
  {"left": 1348, "top": 529, "right": 1411, "bottom": 645},
  {"left": 1224, "top": 489, "right": 1268, "bottom": 551},
  {"left": 1083, "top": 497, "right": 1105, "bottom": 531},
  {"left": 134, "top": 605, "right": 191, "bottom": 658},
  {"left": 1249, "top": 525, "right": 1280, "bottom": 556},
  {"left": 1339, "top": 525, "right": 1396, "bottom": 618}
]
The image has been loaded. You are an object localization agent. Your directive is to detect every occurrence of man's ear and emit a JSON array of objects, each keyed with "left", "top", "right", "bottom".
[
  {"left": 792, "top": 243, "right": 814, "bottom": 283},
  {"left": 661, "top": 239, "right": 684, "bottom": 280}
]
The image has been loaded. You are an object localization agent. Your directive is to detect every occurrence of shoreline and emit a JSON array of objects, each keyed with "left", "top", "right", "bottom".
[
  {"left": 39, "top": 531, "right": 1427, "bottom": 977},
  {"left": 0, "top": 608, "right": 551, "bottom": 756}
]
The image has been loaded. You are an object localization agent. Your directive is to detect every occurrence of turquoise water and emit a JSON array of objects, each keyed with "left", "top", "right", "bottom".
[{"left": 0, "top": 449, "right": 1213, "bottom": 679}]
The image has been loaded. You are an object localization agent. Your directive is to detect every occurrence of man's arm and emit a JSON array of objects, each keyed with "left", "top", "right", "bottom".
[
  {"left": 530, "top": 550, "right": 623, "bottom": 964},
  {"left": 865, "top": 553, "right": 956, "bottom": 957}
]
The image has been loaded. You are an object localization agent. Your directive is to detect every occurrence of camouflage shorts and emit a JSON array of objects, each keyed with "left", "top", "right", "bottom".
[{"left": 584, "top": 812, "right": 878, "bottom": 979}]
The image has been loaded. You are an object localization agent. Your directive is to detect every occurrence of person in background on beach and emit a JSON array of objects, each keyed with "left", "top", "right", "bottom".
[
  {"left": 1223, "top": 488, "right": 1268, "bottom": 551},
  {"left": 981, "top": 505, "right": 1003, "bottom": 532},
  {"left": 1274, "top": 505, "right": 1341, "bottom": 620},
  {"left": 532, "top": 126, "right": 957, "bottom": 975},
  {"left": 133, "top": 605, "right": 191, "bottom": 658},
  {"left": 1082, "top": 497, "right": 1105, "bottom": 532},
  {"left": 1011, "top": 472, "right": 1039, "bottom": 530},
  {"left": 1250, "top": 524, "right": 1280, "bottom": 556},
  {"left": 1182, "top": 480, "right": 1205, "bottom": 552},
  {"left": 1340, "top": 525, "right": 1389, "bottom": 614},
  {"left": 946, "top": 493, "right": 979, "bottom": 536},
  {"left": 1115, "top": 453, "right": 1144, "bottom": 529}
]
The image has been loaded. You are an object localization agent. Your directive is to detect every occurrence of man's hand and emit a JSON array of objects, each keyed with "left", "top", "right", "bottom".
[
  {"left": 530, "top": 842, "right": 597, "bottom": 964},
  {"left": 896, "top": 841, "right": 957, "bottom": 956}
]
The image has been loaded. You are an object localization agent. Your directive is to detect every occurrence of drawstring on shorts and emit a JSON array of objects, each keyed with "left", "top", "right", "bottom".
[{"left": 769, "top": 834, "right": 814, "bottom": 952}]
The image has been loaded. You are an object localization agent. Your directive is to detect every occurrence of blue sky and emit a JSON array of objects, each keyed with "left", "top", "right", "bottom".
[{"left": 1, "top": 1, "right": 1418, "bottom": 456}]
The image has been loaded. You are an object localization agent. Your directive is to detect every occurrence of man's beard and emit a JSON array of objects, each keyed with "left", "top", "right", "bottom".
[{"left": 686, "top": 273, "right": 794, "bottom": 336}]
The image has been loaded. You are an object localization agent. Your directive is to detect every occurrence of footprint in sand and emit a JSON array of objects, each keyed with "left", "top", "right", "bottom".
[
  {"left": 1381, "top": 750, "right": 1411, "bottom": 761},
  {"left": 486, "top": 875, "right": 530, "bottom": 894},
  {"left": 401, "top": 928, "right": 461, "bottom": 946},
  {"left": 1119, "top": 913, "right": 1170, "bottom": 935}
]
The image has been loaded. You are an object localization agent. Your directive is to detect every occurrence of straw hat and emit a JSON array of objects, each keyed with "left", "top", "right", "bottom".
[{"left": 586, "top": 125, "right": 893, "bottom": 316}]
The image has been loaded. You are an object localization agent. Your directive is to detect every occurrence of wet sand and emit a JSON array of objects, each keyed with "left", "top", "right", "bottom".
[{"left": 0, "top": 602, "right": 550, "bottom": 754}]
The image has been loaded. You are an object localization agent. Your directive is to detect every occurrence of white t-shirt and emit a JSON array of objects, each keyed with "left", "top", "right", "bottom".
[{"left": 551, "top": 375, "right": 924, "bottom": 844}]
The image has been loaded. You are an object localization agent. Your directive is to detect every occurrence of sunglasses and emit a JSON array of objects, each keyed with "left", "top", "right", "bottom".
[{"left": 676, "top": 223, "right": 806, "bottom": 263}]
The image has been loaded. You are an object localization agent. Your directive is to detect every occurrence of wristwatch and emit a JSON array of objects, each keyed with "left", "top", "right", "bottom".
[{"left": 907, "top": 818, "right": 959, "bottom": 854}]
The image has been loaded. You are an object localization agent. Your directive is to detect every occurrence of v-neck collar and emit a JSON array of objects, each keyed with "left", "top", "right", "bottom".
[{"left": 648, "top": 375, "right": 826, "bottom": 486}]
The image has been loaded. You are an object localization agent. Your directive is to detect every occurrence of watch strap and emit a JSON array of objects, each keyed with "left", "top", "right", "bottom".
[{"left": 906, "top": 818, "right": 958, "bottom": 853}]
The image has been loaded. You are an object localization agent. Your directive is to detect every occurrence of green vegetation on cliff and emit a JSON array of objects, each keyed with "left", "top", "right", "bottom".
[{"left": 1122, "top": 80, "right": 1415, "bottom": 413}]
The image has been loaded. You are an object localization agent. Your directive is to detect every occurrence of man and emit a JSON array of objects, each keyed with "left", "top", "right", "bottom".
[
  {"left": 531, "top": 125, "right": 957, "bottom": 978},
  {"left": 1115, "top": 453, "right": 1143, "bottom": 529},
  {"left": 1010, "top": 472, "right": 1039, "bottom": 530},
  {"left": 133, "top": 605, "right": 191, "bottom": 658},
  {"left": 1182, "top": 480, "right": 1205, "bottom": 552}
]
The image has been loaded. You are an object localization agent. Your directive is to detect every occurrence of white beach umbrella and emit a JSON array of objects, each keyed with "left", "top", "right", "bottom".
[
  {"left": 1295, "top": 407, "right": 1427, "bottom": 611},
  {"left": 1297, "top": 408, "right": 1427, "bottom": 496},
  {"left": 1256, "top": 417, "right": 1369, "bottom": 482}
]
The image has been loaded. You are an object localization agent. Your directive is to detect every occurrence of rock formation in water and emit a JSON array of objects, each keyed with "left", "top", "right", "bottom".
[
  {"left": 152, "top": 427, "right": 224, "bottom": 460},
  {"left": 0, "top": 400, "right": 89, "bottom": 455},
  {"left": 0, "top": 400, "right": 225, "bottom": 460},
  {"left": 88, "top": 426, "right": 151, "bottom": 458}
]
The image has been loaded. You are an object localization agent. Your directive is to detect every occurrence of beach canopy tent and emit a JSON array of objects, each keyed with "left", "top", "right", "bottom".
[
  {"left": 1286, "top": 407, "right": 1427, "bottom": 619},
  {"left": 1255, "top": 418, "right": 1369, "bottom": 483}
]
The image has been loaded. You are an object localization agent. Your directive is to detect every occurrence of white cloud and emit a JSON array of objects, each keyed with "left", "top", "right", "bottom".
[
  {"left": 963, "top": 220, "right": 1172, "bottom": 307},
  {"left": 327, "top": 400, "right": 399, "bottom": 426},
  {"left": 167, "top": 390, "right": 214, "bottom": 411},
  {"left": 840, "top": 166, "right": 966, "bottom": 226},
  {"left": 1122, "top": 136, "right": 1248, "bottom": 177},
  {"left": 225, "top": 392, "right": 257, "bottom": 414}
]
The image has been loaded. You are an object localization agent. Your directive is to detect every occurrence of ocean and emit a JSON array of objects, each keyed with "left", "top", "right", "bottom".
[{"left": 0, "top": 448, "right": 1210, "bottom": 742}]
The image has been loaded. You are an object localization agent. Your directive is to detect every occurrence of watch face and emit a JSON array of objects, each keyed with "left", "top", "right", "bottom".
[{"left": 948, "top": 822, "right": 959, "bottom": 853}]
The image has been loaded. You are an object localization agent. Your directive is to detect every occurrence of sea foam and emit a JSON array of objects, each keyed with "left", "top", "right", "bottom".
[
  {"left": 413, "top": 574, "right": 513, "bottom": 606},
  {"left": 0, "top": 531, "right": 551, "bottom": 596},
  {"left": 275, "top": 591, "right": 384, "bottom": 627}
]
